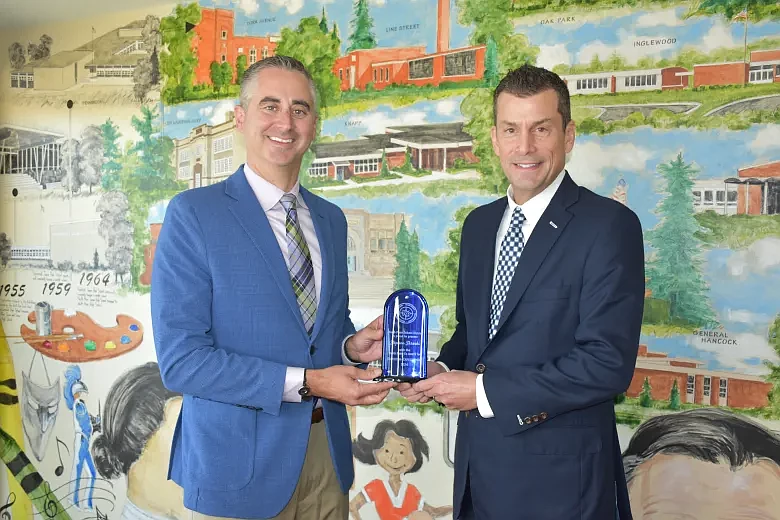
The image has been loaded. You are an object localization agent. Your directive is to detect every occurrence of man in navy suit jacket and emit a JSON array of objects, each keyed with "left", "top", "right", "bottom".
[
  {"left": 151, "top": 56, "right": 396, "bottom": 520},
  {"left": 400, "top": 64, "right": 645, "bottom": 519}
]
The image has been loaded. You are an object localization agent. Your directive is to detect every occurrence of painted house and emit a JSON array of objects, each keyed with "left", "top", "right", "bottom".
[
  {"left": 726, "top": 160, "right": 780, "bottom": 215},
  {"left": 308, "top": 122, "right": 477, "bottom": 180},
  {"left": 626, "top": 345, "right": 772, "bottom": 409},
  {"left": 10, "top": 21, "right": 156, "bottom": 90}
]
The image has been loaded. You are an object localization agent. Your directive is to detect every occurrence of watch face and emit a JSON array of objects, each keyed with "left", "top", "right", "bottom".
[{"left": 299, "top": 386, "right": 310, "bottom": 396}]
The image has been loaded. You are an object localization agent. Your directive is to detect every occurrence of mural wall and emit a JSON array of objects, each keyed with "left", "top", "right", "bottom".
[{"left": 1, "top": 0, "right": 779, "bottom": 519}]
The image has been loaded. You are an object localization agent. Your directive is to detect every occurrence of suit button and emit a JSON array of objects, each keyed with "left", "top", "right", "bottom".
[
  {"left": 310, "top": 344, "right": 316, "bottom": 355},
  {"left": 540, "top": 412, "right": 548, "bottom": 420},
  {"left": 524, "top": 417, "right": 531, "bottom": 424},
  {"left": 475, "top": 363, "right": 486, "bottom": 373},
  {"left": 532, "top": 415, "right": 539, "bottom": 422}
]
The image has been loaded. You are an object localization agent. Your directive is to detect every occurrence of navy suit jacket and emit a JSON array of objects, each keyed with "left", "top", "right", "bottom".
[
  {"left": 438, "top": 172, "right": 644, "bottom": 520},
  {"left": 150, "top": 167, "right": 356, "bottom": 518}
]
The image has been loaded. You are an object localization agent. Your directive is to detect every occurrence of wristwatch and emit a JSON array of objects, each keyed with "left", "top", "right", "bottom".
[{"left": 299, "top": 369, "right": 312, "bottom": 400}]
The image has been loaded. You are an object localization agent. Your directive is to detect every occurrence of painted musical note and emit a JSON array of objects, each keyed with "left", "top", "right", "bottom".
[
  {"left": 0, "top": 493, "right": 16, "bottom": 520},
  {"left": 54, "top": 437, "right": 69, "bottom": 477},
  {"left": 93, "top": 507, "right": 107, "bottom": 520}
]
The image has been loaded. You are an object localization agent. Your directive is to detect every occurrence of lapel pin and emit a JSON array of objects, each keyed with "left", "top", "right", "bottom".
[{"left": 549, "top": 221, "right": 558, "bottom": 229}]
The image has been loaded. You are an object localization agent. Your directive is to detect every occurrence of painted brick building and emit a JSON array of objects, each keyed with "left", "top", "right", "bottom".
[
  {"left": 725, "top": 160, "right": 780, "bottom": 215},
  {"left": 332, "top": 0, "right": 485, "bottom": 91},
  {"left": 626, "top": 345, "right": 772, "bottom": 409},
  {"left": 192, "top": 8, "right": 278, "bottom": 86}
]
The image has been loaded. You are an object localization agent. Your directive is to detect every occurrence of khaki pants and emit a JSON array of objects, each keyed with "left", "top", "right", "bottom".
[{"left": 190, "top": 421, "right": 349, "bottom": 520}]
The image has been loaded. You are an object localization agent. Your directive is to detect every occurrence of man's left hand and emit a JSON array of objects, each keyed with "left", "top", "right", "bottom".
[
  {"left": 345, "top": 315, "right": 383, "bottom": 363},
  {"left": 412, "top": 371, "right": 478, "bottom": 411}
]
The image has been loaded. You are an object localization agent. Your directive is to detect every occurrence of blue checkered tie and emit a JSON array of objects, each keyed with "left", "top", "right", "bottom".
[
  {"left": 280, "top": 193, "right": 317, "bottom": 334},
  {"left": 488, "top": 207, "right": 526, "bottom": 340}
]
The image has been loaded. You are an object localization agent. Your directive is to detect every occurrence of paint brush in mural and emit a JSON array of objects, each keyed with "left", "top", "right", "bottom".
[
  {"left": 4, "top": 335, "right": 84, "bottom": 341},
  {"left": 0, "top": 427, "right": 72, "bottom": 520}
]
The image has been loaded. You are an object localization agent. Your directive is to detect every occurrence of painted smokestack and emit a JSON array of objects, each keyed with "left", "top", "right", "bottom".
[{"left": 437, "top": 0, "right": 450, "bottom": 53}]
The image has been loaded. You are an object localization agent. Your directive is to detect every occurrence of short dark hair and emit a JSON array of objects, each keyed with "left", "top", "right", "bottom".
[
  {"left": 622, "top": 408, "right": 780, "bottom": 483},
  {"left": 493, "top": 63, "right": 571, "bottom": 129},
  {"left": 239, "top": 55, "right": 318, "bottom": 111},
  {"left": 352, "top": 419, "right": 430, "bottom": 474}
]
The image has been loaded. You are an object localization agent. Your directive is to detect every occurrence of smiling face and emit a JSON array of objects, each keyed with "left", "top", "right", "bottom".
[
  {"left": 491, "top": 89, "right": 575, "bottom": 205},
  {"left": 374, "top": 431, "right": 417, "bottom": 477},
  {"left": 234, "top": 66, "right": 317, "bottom": 184}
]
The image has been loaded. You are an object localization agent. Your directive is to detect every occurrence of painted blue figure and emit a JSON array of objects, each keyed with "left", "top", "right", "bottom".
[{"left": 64, "top": 365, "right": 101, "bottom": 510}]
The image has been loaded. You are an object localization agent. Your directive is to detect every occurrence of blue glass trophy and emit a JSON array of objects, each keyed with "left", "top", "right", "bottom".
[{"left": 374, "top": 289, "right": 429, "bottom": 383}]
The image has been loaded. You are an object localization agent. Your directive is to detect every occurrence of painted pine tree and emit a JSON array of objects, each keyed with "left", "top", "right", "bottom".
[
  {"left": 319, "top": 7, "right": 328, "bottom": 33},
  {"left": 640, "top": 377, "right": 653, "bottom": 407},
  {"left": 484, "top": 36, "right": 500, "bottom": 87},
  {"left": 668, "top": 379, "right": 681, "bottom": 410},
  {"left": 408, "top": 229, "right": 422, "bottom": 292},
  {"left": 394, "top": 220, "right": 410, "bottom": 290},
  {"left": 646, "top": 152, "right": 718, "bottom": 328},
  {"left": 347, "top": 0, "right": 378, "bottom": 52},
  {"left": 763, "top": 314, "right": 780, "bottom": 415}
]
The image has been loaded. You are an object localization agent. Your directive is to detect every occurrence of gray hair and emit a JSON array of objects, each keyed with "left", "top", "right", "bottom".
[
  {"left": 621, "top": 408, "right": 780, "bottom": 483},
  {"left": 239, "top": 55, "right": 319, "bottom": 112}
]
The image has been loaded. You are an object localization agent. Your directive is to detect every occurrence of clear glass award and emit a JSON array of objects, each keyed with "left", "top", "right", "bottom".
[{"left": 374, "top": 289, "right": 428, "bottom": 383}]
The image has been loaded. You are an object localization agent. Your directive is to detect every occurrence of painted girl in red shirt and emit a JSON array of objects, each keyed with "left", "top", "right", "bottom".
[{"left": 349, "top": 419, "right": 452, "bottom": 520}]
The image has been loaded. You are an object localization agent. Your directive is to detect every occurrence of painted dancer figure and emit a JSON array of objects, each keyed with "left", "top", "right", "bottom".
[{"left": 64, "top": 365, "right": 100, "bottom": 510}]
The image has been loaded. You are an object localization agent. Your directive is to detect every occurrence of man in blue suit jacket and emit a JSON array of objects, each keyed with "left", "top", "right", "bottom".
[
  {"left": 151, "top": 56, "right": 396, "bottom": 520},
  {"left": 400, "top": 64, "right": 645, "bottom": 519}
]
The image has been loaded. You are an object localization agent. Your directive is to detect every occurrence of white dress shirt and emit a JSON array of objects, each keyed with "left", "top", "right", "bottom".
[
  {"left": 439, "top": 170, "right": 566, "bottom": 418},
  {"left": 243, "top": 165, "right": 357, "bottom": 405}
]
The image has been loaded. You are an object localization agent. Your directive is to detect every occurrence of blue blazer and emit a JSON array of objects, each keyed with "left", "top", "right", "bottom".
[
  {"left": 150, "top": 167, "right": 356, "bottom": 519},
  {"left": 438, "top": 172, "right": 644, "bottom": 520}
]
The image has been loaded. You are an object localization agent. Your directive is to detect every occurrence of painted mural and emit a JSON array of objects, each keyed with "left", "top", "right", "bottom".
[{"left": 1, "top": 0, "right": 779, "bottom": 519}]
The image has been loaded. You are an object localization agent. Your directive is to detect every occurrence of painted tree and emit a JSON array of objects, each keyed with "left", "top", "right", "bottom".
[
  {"left": 210, "top": 61, "right": 226, "bottom": 93},
  {"left": 141, "top": 15, "right": 162, "bottom": 85},
  {"left": 458, "top": 0, "right": 539, "bottom": 193},
  {"left": 639, "top": 377, "right": 653, "bottom": 408},
  {"left": 0, "top": 233, "right": 10, "bottom": 268},
  {"left": 483, "top": 36, "right": 500, "bottom": 87},
  {"left": 100, "top": 119, "right": 122, "bottom": 190},
  {"left": 319, "top": 7, "right": 329, "bottom": 33},
  {"left": 121, "top": 104, "right": 184, "bottom": 290},
  {"left": 276, "top": 16, "right": 341, "bottom": 111},
  {"left": 645, "top": 153, "right": 718, "bottom": 328},
  {"left": 686, "top": 0, "right": 779, "bottom": 23},
  {"left": 59, "top": 138, "right": 82, "bottom": 193},
  {"left": 668, "top": 379, "right": 681, "bottom": 410},
  {"left": 331, "top": 23, "right": 340, "bottom": 45},
  {"left": 78, "top": 125, "right": 105, "bottom": 194},
  {"left": 347, "top": 0, "right": 377, "bottom": 52},
  {"left": 160, "top": 3, "right": 201, "bottom": 103},
  {"left": 97, "top": 191, "right": 134, "bottom": 284},
  {"left": 763, "top": 314, "right": 780, "bottom": 415},
  {"left": 381, "top": 149, "right": 390, "bottom": 176},
  {"left": 394, "top": 220, "right": 411, "bottom": 291},
  {"left": 133, "top": 55, "right": 154, "bottom": 102},
  {"left": 8, "top": 42, "right": 25, "bottom": 70},
  {"left": 408, "top": 229, "right": 421, "bottom": 292},
  {"left": 236, "top": 54, "right": 247, "bottom": 84}
]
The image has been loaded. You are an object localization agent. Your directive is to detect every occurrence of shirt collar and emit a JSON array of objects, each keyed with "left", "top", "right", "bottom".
[
  {"left": 243, "top": 163, "right": 308, "bottom": 213},
  {"left": 506, "top": 169, "right": 566, "bottom": 224}
]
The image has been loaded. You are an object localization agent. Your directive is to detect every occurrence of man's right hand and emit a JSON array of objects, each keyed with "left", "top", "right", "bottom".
[
  {"left": 306, "top": 366, "right": 396, "bottom": 406},
  {"left": 397, "top": 361, "right": 445, "bottom": 403}
]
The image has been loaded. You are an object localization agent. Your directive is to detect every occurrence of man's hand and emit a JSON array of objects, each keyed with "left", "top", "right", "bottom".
[
  {"left": 397, "top": 361, "right": 446, "bottom": 403},
  {"left": 412, "top": 370, "right": 478, "bottom": 411},
  {"left": 307, "top": 366, "right": 396, "bottom": 406},
  {"left": 345, "top": 315, "right": 383, "bottom": 363}
]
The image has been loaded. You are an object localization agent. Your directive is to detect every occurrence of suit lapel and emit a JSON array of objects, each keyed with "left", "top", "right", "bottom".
[
  {"left": 482, "top": 173, "right": 579, "bottom": 354},
  {"left": 224, "top": 168, "right": 307, "bottom": 335},
  {"left": 471, "top": 199, "right": 508, "bottom": 349},
  {"left": 300, "top": 187, "right": 333, "bottom": 341}
]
